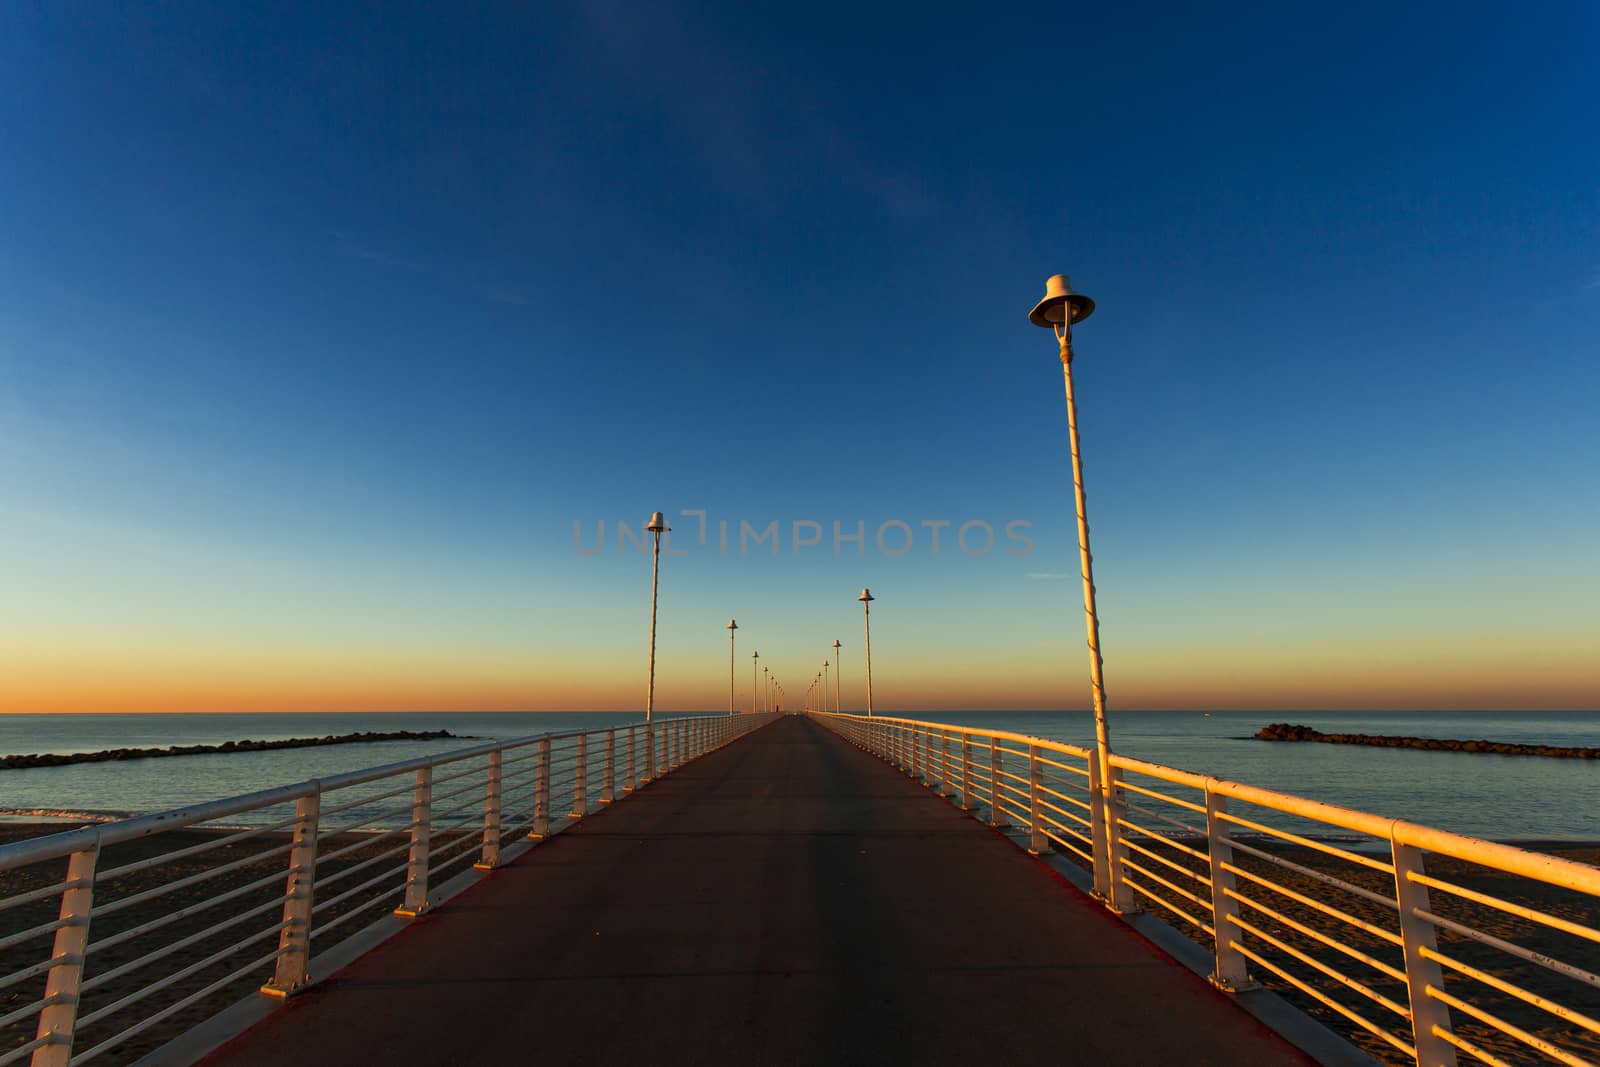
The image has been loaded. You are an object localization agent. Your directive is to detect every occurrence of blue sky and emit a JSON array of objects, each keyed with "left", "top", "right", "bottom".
[{"left": 2, "top": 2, "right": 1596, "bottom": 712}]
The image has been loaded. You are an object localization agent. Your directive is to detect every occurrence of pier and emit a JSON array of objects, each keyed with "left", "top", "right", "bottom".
[
  {"left": 3, "top": 711, "right": 1598, "bottom": 1067},
  {"left": 198, "top": 716, "right": 1306, "bottom": 1065}
]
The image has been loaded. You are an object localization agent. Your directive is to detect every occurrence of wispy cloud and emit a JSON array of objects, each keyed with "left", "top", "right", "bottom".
[{"left": 331, "top": 232, "right": 534, "bottom": 307}]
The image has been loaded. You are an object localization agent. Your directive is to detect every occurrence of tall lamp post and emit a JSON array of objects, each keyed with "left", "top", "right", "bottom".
[
  {"left": 822, "top": 659, "right": 830, "bottom": 714},
  {"left": 1028, "top": 276, "right": 1114, "bottom": 808},
  {"left": 644, "top": 511, "right": 669, "bottom": 782},
  {"left": 763, "top": 665, "right": 770, "bottom": 713},
  {"left": 858, "top": 588, "right": 875, "bottom": 716},
  {"left": 752, "top": 650, "right": 759, "bottom": 714},
  {"left": 832, "top": 639, "right": 842, "bottom": 712},
  {"left": 726, "top": 620, "right": 738, "bottom": 716}
]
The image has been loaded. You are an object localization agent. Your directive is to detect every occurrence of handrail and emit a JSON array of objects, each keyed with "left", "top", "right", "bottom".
[
  {"left": 0, "top": 712, "right": 777, "bottom": 1066},
  {"left": 809, "top": 710, "right": 1600, "bottom": 1067}
]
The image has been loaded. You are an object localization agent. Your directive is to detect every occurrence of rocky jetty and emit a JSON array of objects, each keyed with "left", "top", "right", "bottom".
[
  {"left": 1255, "top": 722, "right": 1600, "bottom": 759},
  {"left": 2, "top": 729, "right": 464, "bottom": 770}
]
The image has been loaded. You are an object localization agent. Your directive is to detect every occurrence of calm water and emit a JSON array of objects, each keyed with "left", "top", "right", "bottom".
[{"left": 2, "top": 711, "right": 1598, "bottom": 842}]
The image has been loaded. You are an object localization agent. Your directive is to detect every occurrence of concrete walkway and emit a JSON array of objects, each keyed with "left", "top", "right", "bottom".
[{"left": 206, "top": 716, "right": 1311, "bottom": 1066}]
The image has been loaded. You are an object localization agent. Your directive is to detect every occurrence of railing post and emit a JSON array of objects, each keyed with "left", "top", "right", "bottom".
[
  {"left": 626, "top": 725, "right": 637, "bottom": 790},
  {"left": 1028, "top": 745, "right": 1049, "bottom": 855},
  {"left": 263, "top": 789, "right": 321, "bottom": 995},
  {"left": 602, "top": 729, "right": 616, "bottom": 803},
  {"left": 912, "top": 725, "right": 923, "bottom": 782},
  {"left": 939, "top": 731, "right": 953, "bottom": 798},
  {"left": 644, "top": 722, "right": 655, "bottom": 783},
  {"left": 1102, "top": 765, "right": 1138, "bottom": 913},
  {"left": 1088, "top": 754, "right": 1110, "bottom": 899},
  {"left": 31, "top": 845, "right": 98, "bottom": 1067},
  {"left": 1204, "top": 785, "right": 1254, "bottom": 992},
  {"left": 531, "top": 738, "right": 551, "bottom": 839},
  {"left": 1393, "top": 837, "right": 1459, "bottom": 1067},
  {"left": 396, "top": 766, "right": 432, "bottom": 917},
  {"left": 989, "top": 740, "right": 1006, "bottom": 827},
  {"left": 571, "top": 734, "right": 589, "bottom": 817},
  {"left": 959, "top": 735, "right": 973, "bottom": 810},
  {"left": 474, "top": 752, "right": 502, "bottom": 871}
]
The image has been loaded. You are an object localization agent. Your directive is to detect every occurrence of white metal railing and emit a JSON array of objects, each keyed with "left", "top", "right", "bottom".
[
  {"left": 0, "top": 713, "right": 774, "bottom": 1066},
  {"left": 810, "top": 711, "right": 1600, "bottom": 1067}
]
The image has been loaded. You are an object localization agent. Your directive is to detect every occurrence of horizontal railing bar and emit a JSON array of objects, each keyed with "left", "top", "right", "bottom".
[
  {"left": 1115, "top": 818, "right": 1210, "bottom": 864},
  {"left": 1424, "top": 945, "right": 1600, "bottom": 1038},
  {"left": 1120, "top": 856, "right": 1213, "bottom": 912},
  {"left": 86, "top": 875, "right": 285, "bottom": 960},
  {"left": 0, "top": 877, "right": 78, "bottom": 914},
  {"left": 1433, "top": 1027, "right": 1515, "bottom": 1067},
  {"left": 1226, "top": 888, "right": 1407, "bottom": 983},
  {"left": 0, "top": 953, "right": 72, "bottom": 996},
  {"left": 1226, "top": 840, "right": 1400, "bottom": 911},
  {"left": 1121, "top": 836, "right": 1211, "bottom": 885},
  {"left": 71, "top": 944, "right": 288, "bottom": 1065},
  {"left": 1409, "top": 871, "right": 1600, "bottom": 946},
  {"left": 1416, "top": 908, "right": 1600, "bottom": 990},
  {"left": 1229, "top": 913, "right": 1410, "bottom": 1019},
  {"left": 0, "top": 1031, "right": 59, "bottom": 1067},
  {"left": 1122, "top": 798, "right": 1206, "bottom": 838},
  {"left": 1427, "top": 984, "right": 1592, "bottom": 1067},
  {"left": 76, "top": 918, "right": 289, "bottom": 1028},
  {"left": 0, "top": 915, "right": 71, "bottom": 953},
  {"left": 1229, "top": 941, "right": 1417, "bottom": 1058},
  {"left": 310, "top": 883, "right": 407, "bottom": 939},
  {"left": 93, "top": 847, "right": 293, "bottom": 919},
  {"left": 1217, "top": 811, "right": 1394, "bottom": 874},
  {"left": 97, "top": 814, "right": 301, "bottom": 883},
  {"left": 1124, "top": 878, "right": 1213, "bottom": 936},
  {"left": 1116, "top": 778, "right": 1208, "bottom": 815},
  {"left": 1224, "top": 863, "right": 1404, "bottom": 946},
  {"left": 1041, "top": 829, "right": 1095, "bottom": 867},
  {"left": 314, "top": 839, "right": 416, "bottom": 894},
  {"left": 311, "top": 858, "right": 413, "bottom": 916},
  {"left": 82, "top": 895, "right": 287, "bottom": 993}
]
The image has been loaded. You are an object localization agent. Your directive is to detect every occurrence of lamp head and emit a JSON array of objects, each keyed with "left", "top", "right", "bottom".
[
  {"left": 646, "top": 511, "right": 669, "bottom": 533},
  {"left": 727, "top": 619, "right": 737, "bottom": 631},
  {"left": 858, "top": 587, "right": 874, "bottom": 603},
  {"left": 1028, "top": 274, "right": 1096, "bottom": 329},
  {"left": 833, "top": 639, "right": 841, "bottom": 650},
  {"left": 753, "top": 650, "right": 759, "bottom": 659}
]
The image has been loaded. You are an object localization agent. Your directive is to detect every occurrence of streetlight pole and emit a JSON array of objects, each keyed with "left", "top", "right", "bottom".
[
  {"left": 822, "top": 659, "right": 829, "bottom": 714},
  {"left": 727, "top": 619, "right": 738, "bottom": 717},
  {"left": 832, "top": 639, "right": 842, "bottom": 712},
  {"left": 1028, "top": 275, "right": 1114, "bottom": 797},
  {"left": 644, "top": 511, "right": 669, "bottom": 782},
  {"left": 858, "top": 588, "right": 875, "bottom": 717},
  {"left": 752, "top": 650, "right": 759, "bottom": 715}
]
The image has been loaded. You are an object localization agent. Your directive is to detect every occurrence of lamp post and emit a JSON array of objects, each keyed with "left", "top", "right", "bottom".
[
  {"left": 752, "top": 650, "right": 759, "bottom": 714},
  {"left": 822, "top": 660, "right": 829, "bottom": 714},
  {"left": 858, "top": 588, "right": 875, "bottom": 717},
  {"left": 644, "top": 511, "right": 669, "bottom": 782},
  {"left": 1028, "top": 275, "right": 1114, "bottom": 801},
  {"left": 832, "top": 639, "right": 841, "bottom": 712},
  {"left": 764, "top": 666, "right": 771, "bottom": 713},
  {"left": 727, "top": 620, "right": 738, "bottom": 717}
]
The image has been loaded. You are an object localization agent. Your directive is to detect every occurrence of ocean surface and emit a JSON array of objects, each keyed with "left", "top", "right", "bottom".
[{"left": 2, "top": 710, "right": 1598, "bottom": 842}]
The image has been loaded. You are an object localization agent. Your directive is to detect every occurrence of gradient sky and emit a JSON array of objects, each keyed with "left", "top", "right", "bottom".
[{"left": 2, "top": 3, "right": 1597, "bottom": 714}]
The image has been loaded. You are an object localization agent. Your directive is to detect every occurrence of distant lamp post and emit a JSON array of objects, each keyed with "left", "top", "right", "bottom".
[
  {"left": 727, "top": 620, "right": 738, "bottom": 717},
  {"left": 644, "top": 511, "right": 670, "bottom": 782},
  {"left": 1028, "top": 275, "right": 1114, "bottom": 796},
  {"left": 832, "top": 639, "right": 842, "bottom": 712},
  {"left": 764, "top": 665, "right": 771, "bottom": 713},
  {"left": 752, "top": 650, "right": 759, "bottom": 714},
  {"left": 822, "top": 660, "right": 830, "bottom": 714},
  {"left": 858, "top": 588, "right": 875, "bottom": 717}
]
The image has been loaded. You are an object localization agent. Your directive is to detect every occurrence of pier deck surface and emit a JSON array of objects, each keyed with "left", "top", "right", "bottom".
[{"left": 206, "top": 716, "right": 1311, "bottom": 1066}]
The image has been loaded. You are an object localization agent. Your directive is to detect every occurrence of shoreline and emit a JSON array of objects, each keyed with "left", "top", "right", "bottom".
[{"left": 1255, "top": 721, "right": 1600, "bottom": 758}]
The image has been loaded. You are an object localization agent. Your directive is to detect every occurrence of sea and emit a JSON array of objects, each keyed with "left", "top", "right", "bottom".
[{"left": 2, "top": 710, "right": 1598, "bottom": 843}]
